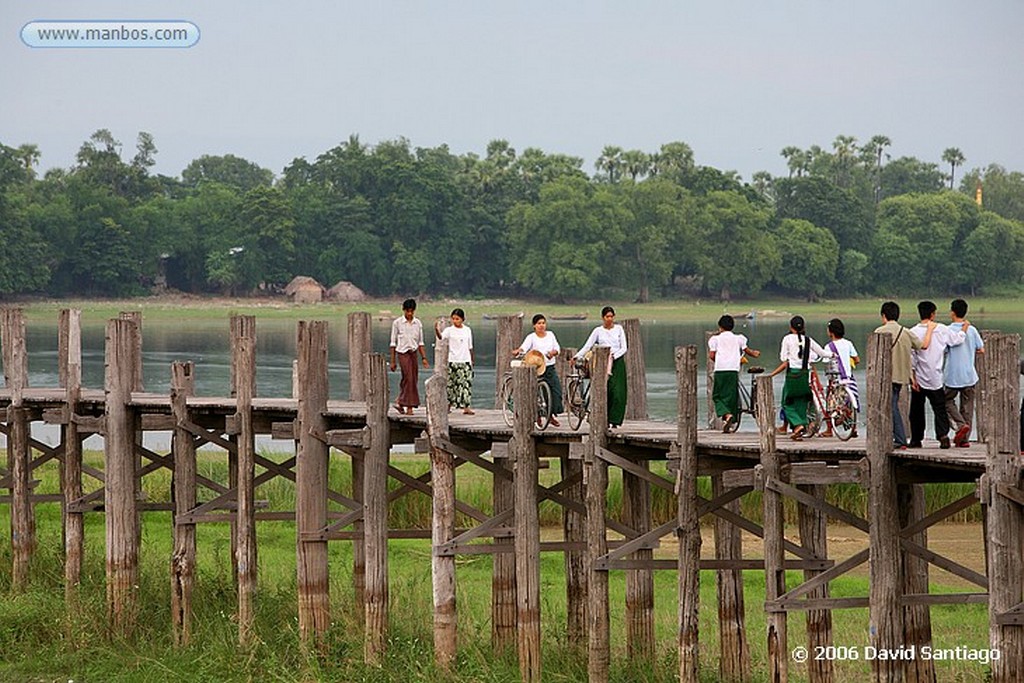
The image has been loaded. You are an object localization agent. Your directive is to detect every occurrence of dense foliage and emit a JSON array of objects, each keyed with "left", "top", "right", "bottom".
[{"left": 2, "top": 131, "right": 1022, "bottom": 301}]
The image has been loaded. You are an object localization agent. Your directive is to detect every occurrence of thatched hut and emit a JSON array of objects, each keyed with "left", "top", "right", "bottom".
[
  {"left": 284, "top": 276, "right": 325, "bottom": 304},
  {"left": 326, "top": 280, "right": 367, "bottom": 302}
]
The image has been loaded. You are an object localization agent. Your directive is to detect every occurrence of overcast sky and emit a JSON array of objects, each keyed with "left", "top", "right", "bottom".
[{"left": 4, "top": 1, "right": 1023, "bottom": 182}]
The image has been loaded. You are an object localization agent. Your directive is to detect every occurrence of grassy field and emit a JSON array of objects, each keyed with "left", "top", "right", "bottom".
[
  {"left": 12, "top": 292, "right": 1024, "bottom": 326},
  {"left": 0, "top": 450, "right": 995, "bottom": 682}
]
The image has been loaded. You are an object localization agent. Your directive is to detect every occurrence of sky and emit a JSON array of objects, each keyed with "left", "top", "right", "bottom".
[{"left": 3, "top": 0, "right": 1023, "bottom": 183}]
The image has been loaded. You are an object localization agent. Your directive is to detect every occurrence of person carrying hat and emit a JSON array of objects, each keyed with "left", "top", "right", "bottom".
[
  {"left": 574, "top": 306, "right": 628, "bottom": 428},
  {"left": 512, "top": 313, "right": 563, "bottom": 426}
]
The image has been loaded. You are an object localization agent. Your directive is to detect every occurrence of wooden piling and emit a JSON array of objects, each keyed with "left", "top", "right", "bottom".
[
  {"left": 798, "top": 483, "right": 834, "bottom": 683},
  {"left": 756, "top": 373, "right": 786, "bottom": 683},
  {"left": 118, "top": 311, "right": 144, "bottom": 537},
  {"left": 676, "top": 345, "right": 701, "bottom": 683},
  {"left": 492, "top": 320, "right": 521, "bottom": 653},
  {"left": 512, "top": 366, "right": 542, "bottom": 682},
  {"left": 586, "top": 345, "right": 611, "bottom": 683},
  {"left": 296, "top": 321, "right": 330, "bottom": 652},
  {"left": 105, "top": 317, "right": 140, "bottom": 635},
  {"left": 427, "top": 372, "right": 456, "bottom": 668},
  {"left": 231, "top": 315, "right": 258, "bottom": 646},
  {"left": 349, "top": 311, "right": 372, "bottom": 615},
  {"left": 561, "top": 453, "right": 587, "bottom": 651},
  {"left": 60, "top": 309, "right": 84, "bottom": 601},
  {"left": 866, "top": 332, "right": 903, "bottom": 682},
  {"left": 364, "top": 352, "right": 390, "bottom": 664},
  {"left": 170, "top": 361, "right": 196, "bottom": 646},
  {"left": 898, "top": 483, "right": 935, "bottom": 683},
  {"left": 712, "top": 473, "right": 749, "bottom": 681},
  {"left": 624, "top": 462, "right": 654, "bottom": 660},
  {"left": 2, "top": 308, "right": 33, "bottom": 591},
  {"left": 623, "top": 318, "right": 647, "bottom": 421},
  {"left": 983, "top": 332, "right": 1023, "bottom": 680}
]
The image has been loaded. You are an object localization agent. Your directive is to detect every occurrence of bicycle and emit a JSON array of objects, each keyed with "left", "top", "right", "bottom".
[
  {"left": 565, "top": 358, "right": 591, "bottom": 431},
  {"left": 722, "top": 365, "right": 765, "bottom": 432},
  {"left": 500, "top": 358, "right": 553, "bottom": 430},
  {"left": 807, "top": 365, "right": 858, "bottom": 441}
]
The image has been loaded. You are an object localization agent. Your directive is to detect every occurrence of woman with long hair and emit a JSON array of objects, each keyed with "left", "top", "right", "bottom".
[
  {"left": 768, "top": 315, "right": 830, "bottom": 440},
  {"left": 575, "top": 306, "right": 628, "bottom": 428}
]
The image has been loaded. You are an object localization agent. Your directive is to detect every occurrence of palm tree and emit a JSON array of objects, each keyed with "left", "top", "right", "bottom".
[
  {"left": 751, "top": 171, "right": 774, "bottom": 200},
  {"left": 780, "top": 146, "right": 803, "bottom": 178},
  {"left": 942, "top": 147, "right": 966, "bottom": 189},
  {"left": 14, "top": 144, "right": 40, "bottom": 176},
  {"left": 831, "top": 135, "right": 858, "bottom": 187},
  {"left": 620, "top": 149, "right": 651, "bottom": 181},
  {"left": 596, "top": 145, "right": 624, "bottom": 183},
  {"left": 651, "top": 141, "right": 694, "bottom": 179},
  {"left": 863, "top": 134, "right": 891, "bottom": 203}
]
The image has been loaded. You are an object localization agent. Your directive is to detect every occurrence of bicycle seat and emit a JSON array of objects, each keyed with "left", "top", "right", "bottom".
[{"left": 747, "top": 366, "right": 765, "bottom": 375}]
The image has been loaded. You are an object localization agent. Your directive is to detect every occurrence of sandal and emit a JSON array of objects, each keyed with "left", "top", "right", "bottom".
[
  {"left": 790, "top": 426, "right": 805, "bottom": 441},
  {"left": 775, "top": 425, "right": 788, "bottom": 434},
  {"left": 721, "top": 414, "right": 734, "bottom": 433}
]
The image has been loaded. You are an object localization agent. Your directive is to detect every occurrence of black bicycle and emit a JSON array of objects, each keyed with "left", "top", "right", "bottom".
[
  {"left": 565, "top": 358, "right": 591, "bottom": 431},
  {"left": 500, "top": 359, "right": 553, "bottom": 430},
  {"left": 722, "top": 365, "right": 765, "bottom": 433}
]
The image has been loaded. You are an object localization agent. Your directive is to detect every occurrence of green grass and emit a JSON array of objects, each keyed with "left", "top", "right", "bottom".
[{"left": 0, "top": 450, "right": 994, "bottom": 682}]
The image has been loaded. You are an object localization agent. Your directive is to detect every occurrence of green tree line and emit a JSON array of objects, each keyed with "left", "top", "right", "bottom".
[{"left": 2, "top": 131, "right": 1023, "bottom": 301}]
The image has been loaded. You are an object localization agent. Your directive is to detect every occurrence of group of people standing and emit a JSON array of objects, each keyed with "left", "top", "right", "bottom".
[
  {"left": 388, "top": 300, "right": 628, "bottom": 428},
  {"left": 708, "top": 299, "right": 986, "bottom": 448}
]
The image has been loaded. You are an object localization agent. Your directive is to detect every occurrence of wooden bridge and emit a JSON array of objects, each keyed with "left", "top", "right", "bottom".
[{"left": 1, "top": 308, "right": 1021, "bottom": 682}]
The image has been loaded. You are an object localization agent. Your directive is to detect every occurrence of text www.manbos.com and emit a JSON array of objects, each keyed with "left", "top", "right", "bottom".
[{"left": 22, "top": 21, "right": 200, "bottom": 48}]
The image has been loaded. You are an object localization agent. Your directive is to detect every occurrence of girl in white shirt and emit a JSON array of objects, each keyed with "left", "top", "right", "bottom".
[
  {"left": 435, "top": 308, "right": 475, "bottom": 414},
  {"left": 514, "top": 314, "right": 563, "bottom": 426},
  {"left": 574, "top": 306, "right": 628, "bottom": 427},
  {"left": 768, "top": 315, "right": 830, "bottom": 440}
]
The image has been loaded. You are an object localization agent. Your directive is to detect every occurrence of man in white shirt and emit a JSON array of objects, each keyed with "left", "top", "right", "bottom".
[
  {"left": 909, "top": 301, "right": 966, "bottom": 449},
  {"left": 389, "top": 298, "right": 429, "bottom": 414}
]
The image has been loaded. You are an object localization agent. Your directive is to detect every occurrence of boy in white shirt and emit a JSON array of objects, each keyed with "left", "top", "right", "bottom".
[
  {"left": 708, "top": 315, "right": 761, "bottom": 431},
  {"left": 909, "top": 301, "right": 966, "bottom": 449}
]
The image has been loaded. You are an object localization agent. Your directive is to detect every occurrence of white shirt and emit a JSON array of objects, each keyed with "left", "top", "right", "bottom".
[
  {"left": 911, "top": 323, "right": 965, "bottom": 390},
  {"left": 576, "top": 324, "right": 627, "bottom": 360},
  {"left": 709, "top": 331, "right": 748, "bottom": 372},
  {"left": 390, "top": 316, "right": 424, "bottom": 353},
  {"left": 825, "top": 338, "right": 859, "bottom": 379},
  {"left": 518, "top": 331, "right": 560, "bottom": 367},
  {"left": 440, "top": 324, "right": 473, "bottom": 364},
  {"left": 780, "top": 333, "right": 830, "bottom": 369}
]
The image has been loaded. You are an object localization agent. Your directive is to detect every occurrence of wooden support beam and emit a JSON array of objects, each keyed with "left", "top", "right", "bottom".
[
  {"left": 561, "top": 454, "right": 586, "bottom": 652},
  {"left": 587, "top": 345, "right": 611, "bottom": 683},
  {"left": 60, "top": 309, "right": 84, "bottom": 604},
  {"left": 348, "top": 312, "right": 372, "bottom": 402},
  {"left": 493, "top": 313, "right": 523, "bottom": 409},
  {"left": 712, "top": 473, "right": 750, "bottom": 682},
  {"left": 622, "top": 318, "right": 647, "bottom": 421},
  {"left": 296, "top": 321, "right": 330, "bottom": 653},
  {"left": 757, "top": 372, "right": 787, "bottom": 683},
  {"left": 2, "top": 307, "right": 34, "bottom": 591},
  {"left": 866, "top": 331, "right": 904, "bottom": 682},
  {"left": 363, "top": 351, "right": 389, "bottom": 664},
  {"left": 170, "top": 363, "right": 196, "bottom": 646},
  {"left": 105, "top": 317, "right": 140, "bottom": 636},
  {"left": 898, "top": 484, "right": 935, "bottom": 683},
  {"left": 799, "top": 483, "right": 834, "bottom": 683},
  {"left": 493, "top": 455, "right": 517, "bottom": 653},
  {"left": 512, "top": 365, "right": 542, "bottom": 682},
  {"left": 670, "top": 346, "right": 700, "bottom": 681},
  {"left": 231, "top": 315, "right": 258, "bottom": 647},
  {"left": 427, "top": 372, "right": 456, "bottom": 669}
]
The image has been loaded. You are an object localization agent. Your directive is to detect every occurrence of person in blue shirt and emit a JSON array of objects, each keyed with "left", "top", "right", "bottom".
[{"left": 943, "top": 299, "right": 984, "bottom": 447}]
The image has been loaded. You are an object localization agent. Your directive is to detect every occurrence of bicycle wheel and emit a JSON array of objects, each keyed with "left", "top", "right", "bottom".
[
  {"left": 536, "top": 381, "right": 552, "bottom": 431},
  {"left": 804, "top": 397, "right": 821, "bottom": 437},
  {"left": 830, "top": 392, "right": 858, "bottom": 441},
  {"left": 567, "top": 377, "right": 584, "bottom": 431},
  {"left": 500, "top": 375, "right": 515, "bottom": 428}
]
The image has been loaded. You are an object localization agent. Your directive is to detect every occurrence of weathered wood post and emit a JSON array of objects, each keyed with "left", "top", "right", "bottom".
[
  {"left": 712, "top": 473, "right": 750, "bottom": 682},
  {"left": 118, "top": 311, "right": 144, "bottom": 539},
  {"left": 493, "top": 313, "right": 523, "bottom": 652},
  {"left": 512, "top": 365, "right": 542, "bottom": 682},
  {"left": 296, "top": 321, "right": 330, "bottom": 651},
  {"left": 586, "top": 346, "right": 611, "bottom": 682},
  {"left": 898, "top": 483, "right": 934, "bottom": 683},
  {"left": 756, "top": 373, "right": 786, "bottom": 683},
  {"left": 621, "top": 319, "right": 653, "bottom": 660},
  {"left": 170, "top": 361, "right": 196, "bottom": 646},
  {"left": 974, "top": 330, "right": 995, "bottom": 445},
  {"left": 676, "top": 345, "right": 701, "bottom": 683},
  {"left": 2, "top": 308, "right": 34, "bottom": 590},
  {"left": 983, "top": 332, "right": 1023, "bottom": 680},
  {"left": 59, "top": 309, "right": 84, "bottom": 602},
  {"left": 105, "top": 317, "right": 140, "bottom": 635},
  {"left": 364, "top": 352, "right": 390, "bottom": 664},
  {"left": 557, "top": 347, "right": 586, "bottom": 651},
  {"left": 348, "top": 311, "right": 372, "bottom": 614},
  {"left": 705, "top": 331, "right": 723, "bottom": 430},
  {"left": 866, "top": 331, "right": 903, "bottom": 682},
  {"left": 798, "top": 482, "right": 834, "bottom": 683},
  {"left": 427, "top": 367, "right": 456, "bottom": 669},
  {"left": 231, "top": 315, "right": 258, "bottom": 646}
]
